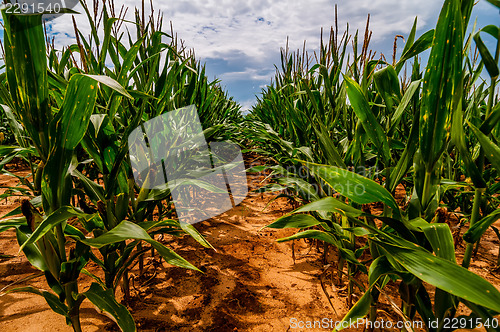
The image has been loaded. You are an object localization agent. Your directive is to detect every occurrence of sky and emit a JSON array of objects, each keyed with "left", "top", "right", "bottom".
[{"left": 17, "top": 0, "right": 500, "bottom": 110}]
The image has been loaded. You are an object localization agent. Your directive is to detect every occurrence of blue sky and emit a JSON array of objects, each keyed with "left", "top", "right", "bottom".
[{"left": 36, "top": 1, "right": 500, "bottom": 110}]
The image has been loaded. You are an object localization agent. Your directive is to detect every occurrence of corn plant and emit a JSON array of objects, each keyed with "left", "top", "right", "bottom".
[
  {"left": 247, "top": 7, "right": 434, "bottom": 308},
  {"left": 0, "top": 8, "right": 137, "bottom": 330},
  {"left": 258, "top": 0, "right": 500, "bottom": 330},
  {"left": 0, "top": 0, "right": 242, "bottom": 330}
]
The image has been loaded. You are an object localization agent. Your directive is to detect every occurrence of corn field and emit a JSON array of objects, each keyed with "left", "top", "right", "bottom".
[{"left": 0, "top": 0, "right": 499, "bottom": 331}]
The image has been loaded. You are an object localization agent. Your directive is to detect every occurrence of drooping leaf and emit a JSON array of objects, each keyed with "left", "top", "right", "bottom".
[
  {"left": 266, "top": 214, "right": 321, "bottom": 229},
  {"left": 469, "top": 122, "right": 500, "bottom": 173},
  {"left": 80, "top": 221, "right": 199, "bottom": 271},
  {"left": 473, "top": 26, "right": 499, "bottom": 79},
  {"left": 19, "top": 206, "right": 91, "bottom": 252},
  {"left": 378, "top": 241, "right": 500, "bottom": 313},
  {"left": 305, "top": 162, "right": 400, "bottom": 216},
  {"left": 463, "top": 209, "right": 500, "bottom": 244},
  {"left": 85, "top": 283, "right": 136, "bottom": 332}
]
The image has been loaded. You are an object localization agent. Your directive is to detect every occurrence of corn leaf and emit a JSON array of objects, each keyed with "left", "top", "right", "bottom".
[
  {"left": 378, "top": 241, "right": 500, "bottom": 313},
  {"left": 305, "top": 162, "right": 400, "bottom": 216},
  {"left": 452, "top": 109, "right": 486, "bottom": 188},
  {"left": 18, "top": 206, "right": 91, "bottom": 252},
  {"left": 344, "top": 76, "right": 391, "bottom": 165},
  {"left": 293, "top": 196, "right": 364, "bottom": 218},
  {"left": 85, "top": 283, "right": 136, "bottom": 332},
  {"left": 395, "top": 29, "right": 434, "bottom": 73},
  {"left": 80, "top": 221, "right": 199, "bottom": 271},
  {"left": 15, "top": 226, "right": 49, "bottom": 272},
  {"left": 469, "top": 122, "right": 500, "bottom": 173},
  {"left": 266, "top": 214, "right": 321, "bottom": 229},
  {"left": 463, "top": 209, "right": 500, "bottom": 244},
  {"left": 473, "top": 26, "right": 499, "bottom": 79},
  {"left": 419, "top": 0, "right": 463, "bottom": 171},
  {"left": 1, "top": 12, "right": 50, "bottom": 157}
]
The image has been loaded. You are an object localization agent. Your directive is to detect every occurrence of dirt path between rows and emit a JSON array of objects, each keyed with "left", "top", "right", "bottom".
[
  {"left": 0, "top": 156, "right": 499, "bottom": 331},
  {"left": 0, "top": 158, "right": 349, "bottom": 332}
]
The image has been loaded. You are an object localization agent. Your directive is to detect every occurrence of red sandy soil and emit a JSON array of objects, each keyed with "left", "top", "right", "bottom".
[{"left": 0, "top": 156, "right": 499, "bottom": 331}]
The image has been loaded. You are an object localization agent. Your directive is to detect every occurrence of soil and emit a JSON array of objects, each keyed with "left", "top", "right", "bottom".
[{"left": 0, "top": 156, "right": 499, "bottom": 332}]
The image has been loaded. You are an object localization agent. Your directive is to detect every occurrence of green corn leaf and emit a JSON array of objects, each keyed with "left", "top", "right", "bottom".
[
  {"left": 277, "top": 229, "right": 365, "bottom": 272},
  {"left": 463, "top": 209, "right": 500, "bottom": 244},
  {"left": 0, "top": 105, "right": 28, "bottom": 147},
  {"left": 419, "top": 223, "right": 456, "bottom": 262},
  {"left": 80, "top": 221, "right": 199, "bottom": 271},
  {"left": 149, "top": 241, "right": 200, "bottom": 271},
  {"left": 388, "top": 112, "right": 419, "bottom": 192},
  {"left": 335, "top": 290, "right": 371, "bottom": 331},
  {"left": 480, "top": 102, "right": 500, "bottom": 135},
  {"left": 179, "top": 222, "right": 214, "bottom": 249},
  {"left": 344, "top": 76, "right": 391, "bottom": 166},
  {"left": 312, "top": 120, "right": 347, "bottom": 168},
  {"left": 85, "top": 283, "right": 136, "bottom": 332},
  {"left": 15, "top": 226, "right": 48, "bottom": 272},
  {"left": 276, "top": 176, "right": 321, "bottom": 201},
  {"left": 402, "top": 17, "right": 418, "bottom": 56},
  {"left": 266, "top": 214, "right": 321, "bottom": 229},
  {"left": 293, "top": 196, "right": 364, "bottom": 218},
  {"left": 70, "top": 168, "right": 105, "bottom": 203},
  {"left": 98, "top": 17, "right": 120, "bottom": 73},
  {"left": 396, "top": 29, "right": 434, "bottom": 73},
  {"left": 51, "top": 74, "right": 98, "bottom": 150},
  {"left": 42, "top": 291, "right": 69, "bottom": 319},
  {"left": 389, "top": 79, "right": 421, "bottom": 135},
  {"left": 1, "top": 12, "right": 50, "bottom": 157},
  {"left": 419, "top": 0, "right": 463, "bottom": 171},
  {"left": 18, "top": 206, "right": 91, "bottom": 252},
  {"left": 335, "top": 256, "right": 395, "bottom": 331},
  {"left": 0, "top": 286, "right": 43, "bottom": 297},
  {"left": 373, "top": 65, "right": 401, "bottom": 115},
  {"left": 414, "top": 287, "right": 437, "bottom": 330},
  {"left": 85, "top": 74, "right": 133, "bottom": 99},
  {"left": 469, "top": 122, "right": 500, "bottom": 173},
  {"left": 137, "top": 220, "right": 179, "bottom": 232},
  {"left": 378, "top": 241, "right": 500, "bottom": 313},
  {"left": 451, "top": 107, "right": 486, "bottom": 189},
  {"left": 305, "top": 162, "right": 400, "bottom": 216},
  {"left": 418, "top": 220, "right": 457, "bottom": 322},
  {"left": 473, "top": 26, "right": 499, "bottom": 79},
  {"left": 0, "top": 216, "right": 27, "bottom": 229}
]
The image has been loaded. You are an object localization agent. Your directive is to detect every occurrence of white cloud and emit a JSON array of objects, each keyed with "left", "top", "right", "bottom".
[
  {"left": 220, "top": 68, "right": 275, "bottom": 82},
  {"left": 42, "top": 0, "right": 493, "bottom": 105},
  {"left": 49, "top": 0, "right": 441, "bottom": 61}
]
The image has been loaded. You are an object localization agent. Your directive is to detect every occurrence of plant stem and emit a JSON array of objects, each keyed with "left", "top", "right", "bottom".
[
  {"left": 462, "top": 187, "right": 485, "bottom": 268},
  {"left": 421, "top": 171, "right": 432, "bottom": 218},
  {"left": 65, "top": 281, "right": 82, "bottom": 332},
  {"left": 463, "top": 38, "right": 498, "bottom": 267},
  {"left": 55, "top": 224, "right": 67, "bottom": 262}
]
